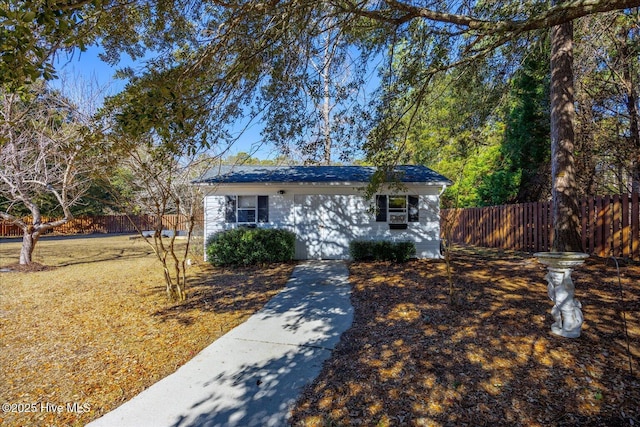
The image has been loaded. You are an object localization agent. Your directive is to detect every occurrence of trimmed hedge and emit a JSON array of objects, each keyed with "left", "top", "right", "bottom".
[
  {"left": 349, "top": 240, "right": 416, "bottom": 263},
  {"left": 206, "top": 228, "right": 296, "bottom": 267}
]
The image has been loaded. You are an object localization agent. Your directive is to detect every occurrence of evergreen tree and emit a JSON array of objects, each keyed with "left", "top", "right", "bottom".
[{"left": 478, "top": 41, "right": 551, "bottom": 204}]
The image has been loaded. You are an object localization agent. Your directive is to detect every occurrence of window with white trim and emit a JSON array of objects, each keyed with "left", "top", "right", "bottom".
[
  {"left": 225, "top": 196, "right": 269, "bottom": 224},
  {"left": 388, "top": 196, "right": 407, "bottom": 224},
  {"left": 375, "top": 195, "right": 419, "bottom": 224}
]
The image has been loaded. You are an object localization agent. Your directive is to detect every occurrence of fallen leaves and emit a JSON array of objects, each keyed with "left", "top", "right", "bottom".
[{"left": 291, "top": 248, "right": 640, "bottom": 427}]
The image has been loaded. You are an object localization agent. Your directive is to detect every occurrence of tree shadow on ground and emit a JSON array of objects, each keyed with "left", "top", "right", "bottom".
[
  {"left": 151, "top": 263, "right": 298, "bottom": 326},
  {"left": 89, "top": 261, "right": 353, "bottom": 427},
  {"left": 167, "top": 263, "right": 353, "bottom": 427},
  {"left": 291, "top": 248, "right": 640, "bottom": 426}
]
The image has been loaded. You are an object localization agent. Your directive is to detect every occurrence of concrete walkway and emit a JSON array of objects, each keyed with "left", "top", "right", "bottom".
[{"left": 87, "top": 261, "right": 353, "bottom": 427}]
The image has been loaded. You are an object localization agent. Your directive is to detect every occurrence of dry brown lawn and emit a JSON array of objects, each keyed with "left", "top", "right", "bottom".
[
  {"left": 0, "top": 235, "right": 294, "bottom": 427},
  {"left": 291, "top": 248, "right": 640, "bottom": 427}
]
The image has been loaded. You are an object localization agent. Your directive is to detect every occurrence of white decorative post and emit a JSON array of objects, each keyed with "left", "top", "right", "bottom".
[{"left": 534, "top": 252, "right": 589, "bottom": 338}]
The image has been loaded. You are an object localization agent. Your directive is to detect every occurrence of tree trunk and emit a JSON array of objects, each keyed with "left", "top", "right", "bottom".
[
  {"left": 321, "top": 29, "right": 332, "bottom": 166},
  {"left": 621, "top": 42, "right": 640, "bottom": 194},
  {"left": 20, "top": 230, "right": 37, "bottom": 264},
  {"left": 550, "top": 14, "right": 582, "bottom": 252},
  {"left": 17, "top": 216, "right": 69, "bottom": 264}
]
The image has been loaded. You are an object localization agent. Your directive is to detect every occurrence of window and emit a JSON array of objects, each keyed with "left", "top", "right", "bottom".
[
  {"left": 225, "top": 196, "right": 269, "bottom": 224},
  {"left": 375, "top": 195, "right": 419, "bottom": 224},
  {"left": 388, "top": 196, "right": 407, "bottom": 224},
  {"left": 238, "top": 196, "right": 256, "bottom": 223}
]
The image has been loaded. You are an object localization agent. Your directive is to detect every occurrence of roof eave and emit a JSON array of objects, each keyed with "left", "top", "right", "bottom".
[{"left": 193, "top": 180, "right": 451, "bottom": 186}]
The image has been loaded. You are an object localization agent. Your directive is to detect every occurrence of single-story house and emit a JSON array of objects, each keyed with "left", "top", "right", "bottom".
[{"left": 193, "top": 165, "right": 451, "bottom": 260}]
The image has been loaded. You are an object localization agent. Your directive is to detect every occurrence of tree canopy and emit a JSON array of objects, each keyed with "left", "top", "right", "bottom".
[{"left": 3, "top": 0, "right": 638, "bottom": 201}]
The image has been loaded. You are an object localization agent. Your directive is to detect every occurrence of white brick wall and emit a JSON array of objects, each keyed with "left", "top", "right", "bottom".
[{"left": 202, "top": 184, "right": 444, "bottom": 260}]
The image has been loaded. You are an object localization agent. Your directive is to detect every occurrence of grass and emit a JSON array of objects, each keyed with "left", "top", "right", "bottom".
[{"left": 0, "top": 235, "right": 294, "bottom": 427}]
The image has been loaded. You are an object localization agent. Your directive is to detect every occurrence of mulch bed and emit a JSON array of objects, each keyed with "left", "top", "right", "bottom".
[
  {"left": 1, "top": 262, "right": 56, "bottom": 272},
  {"left": 291, "top": 248, "right": 640, "bottom": 426}
]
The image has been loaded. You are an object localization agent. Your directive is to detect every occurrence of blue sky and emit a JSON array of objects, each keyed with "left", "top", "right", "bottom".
[
  {"left": 54, "top": 45, "right": 276, "bottom": 159},
  {"left": 54, "top": 44, "right": 375, "bottom": 163}
]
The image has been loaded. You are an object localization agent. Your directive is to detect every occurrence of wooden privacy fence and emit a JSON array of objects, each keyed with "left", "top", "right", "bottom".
[
  {"left": 441, "top": 193, "right": 640, "bottom": 260},
  {"left": 0, "top": 214, "right": 203, "bottom": 238}
]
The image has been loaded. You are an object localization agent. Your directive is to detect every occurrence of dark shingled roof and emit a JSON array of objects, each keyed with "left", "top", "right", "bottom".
[{"left": 194, "top": 165, "right": 451, "bottom": 185}]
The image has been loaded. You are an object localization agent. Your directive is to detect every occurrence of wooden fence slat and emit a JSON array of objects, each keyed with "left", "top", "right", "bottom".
[
  {"left": 483, "top": 208, "right": 488, "bottom": 247},
  {"left": 532, "top": 204, "right": 536, "bottom": 252},
  {"left": 492, "top": 207, "right": 498, "bottom": 248},
  {"left": 587, "top": 197, "right": 596, "bottom": 254},
  {"left": 622, "top": 195, "right": 630, "bottom": 258},
  {"left": 524, "top": 204, "right": 528, "bottom": 252},
  {"left": 542, "top": 201, "right": 548, "bottom": 251},
  {"left": 612, "top": 195, "right": 621, "bottom": 257},
  {"left": 484, "top": 208, "right": 489, "bottom": 247},
  {"left": 581, "top": 198, "right": 587, "bottom": 253},
  {"left": 527, "top": 203, "right": 533, "bottom": 252},
  {"left": 529, "top": 203, "right": 535, "bottom": 252},
  {"left": 595, "top": 196, "right": 604, "bottom": 257},
  {"left": 508, "top": 205, "right": 515, "bottom": 249},
  {"left": 536, "top": 202, "right": 541, "bottom": 252},
  {"left": 477, "top": 208, "right": 482, "bottom": 247},
  {"left": 523, "top": 203, "right": 528, "bottom": 252},
  {"left": 519, "top": 204, "right": 524, "bottom": 251},
  {"left": 633, "top": 192, "right": 639, "bottom": 260},
  {"left": 500, "top": 205, "right": 506, "bottom": 249},
  {"left": 515, "top": 204, "right": 520, "bottom": 250},
  {"left": 548, "top": 201, "right": 553, "bottom": 251},
  {"left": 603, "top": 196, "right": 612, "bottom": 258}
]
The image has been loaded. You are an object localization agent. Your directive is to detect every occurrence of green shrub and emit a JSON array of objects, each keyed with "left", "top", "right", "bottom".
[
  {"left": 349, "top": 240, "right": 416, "bottom": 263},
  {"left": 206, "top": 227, "right": 296, "bottom": 267}
]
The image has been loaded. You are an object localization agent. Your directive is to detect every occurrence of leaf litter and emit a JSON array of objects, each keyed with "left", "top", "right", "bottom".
[{"left": 290, "top": 248, "right": 640, "bottom": 427}]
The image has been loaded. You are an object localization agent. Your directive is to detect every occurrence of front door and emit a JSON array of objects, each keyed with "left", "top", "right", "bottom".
[
  {"left": 294, "top": 195, "right": 351, "bottom": 260},
  {"left": 294, "top": 195, "right": 323, "bottom": 259}
]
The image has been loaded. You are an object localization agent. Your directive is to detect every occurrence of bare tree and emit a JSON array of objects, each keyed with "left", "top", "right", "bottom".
[
  {"left": 573, "top": 12, "right": 640, "bottom": 195},
  {"left": 306, "top": 11, "right": 358, "bottom": 165},
  {"left": 0, "top": 83, "right": 94, "bottom": 264},
  {"left": 109, "top": 144, "right": 206, "bottom": 301}
]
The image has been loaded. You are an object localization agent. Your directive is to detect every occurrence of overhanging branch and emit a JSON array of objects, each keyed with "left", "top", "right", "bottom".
[{"left": 340, "top": 0, "right": 640, "bottom": 36}]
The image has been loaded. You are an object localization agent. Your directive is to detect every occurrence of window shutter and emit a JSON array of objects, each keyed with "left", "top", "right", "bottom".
[
  {"left": 376, "top": 195, "right": 387, "bottom": 222},
  {"left": 258, "top": 196, "right": 269, "bottom": 222},
  {"left": 225, "top": 196, "right": 236, "bottom": 223},
  {"left": 408, "top": 195, "right": 419, "bottom": 222}
]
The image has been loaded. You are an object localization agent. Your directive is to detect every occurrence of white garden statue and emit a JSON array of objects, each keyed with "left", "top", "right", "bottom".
[
  {"left": 546, "top": 269, "right": 584, "bottom": 338},
  {"left": 535, "top": 252, "right": 589, "bottom": 338}
]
